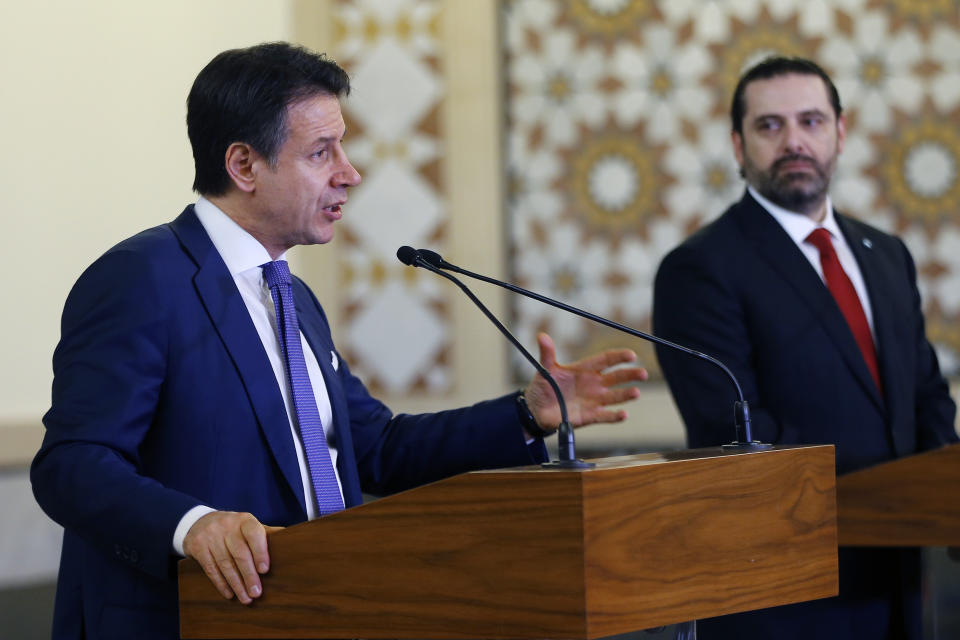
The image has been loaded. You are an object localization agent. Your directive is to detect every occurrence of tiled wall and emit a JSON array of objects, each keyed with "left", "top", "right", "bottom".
[
  {"left": 329, "top": 0, "right": 455, "bottom": 394},
  {"left": 502, "top": 0, "right": 960, "bottom": 377},
  {"left": 325, "top": 0, "right": 960, "bottom": 390}
]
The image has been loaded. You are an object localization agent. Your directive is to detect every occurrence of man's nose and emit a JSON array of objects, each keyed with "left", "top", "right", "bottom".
[
  {"left": 782, "top": 121, "right": 807, "bottom": 155},
  {"left": 333, "top": 151, "right": 362, "bottom": 187}
]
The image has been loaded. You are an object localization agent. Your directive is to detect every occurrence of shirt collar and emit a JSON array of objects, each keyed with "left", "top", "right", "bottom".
[
  {"left": 747, "top": 184, "right": 843, "bottom": 244},
  {"left": 193, "top": 196, "right": 284, "bottom": 276}
]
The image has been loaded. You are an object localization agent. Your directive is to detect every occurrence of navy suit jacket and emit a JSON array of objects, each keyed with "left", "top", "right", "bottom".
[
  {"left": 653, "top": 192, "right": 957, "bottom": 639},
  {"left": 32, "top": 206, "right": 546, "bottom": 639}
]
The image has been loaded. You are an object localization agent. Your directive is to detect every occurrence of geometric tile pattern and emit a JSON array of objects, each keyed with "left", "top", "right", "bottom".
[
  {"left": 331, "top": 0, "right": 451, "bottom": 393},
  {"left": 503, "top": 0, "right": 960, "bottom": 378}
]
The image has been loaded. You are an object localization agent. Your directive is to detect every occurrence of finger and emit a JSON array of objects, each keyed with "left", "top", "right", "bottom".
[
  {"left": 599, "top": 386, "right": 643, "bottom": 406},
  {"left": 576, "top": 408, "right": 629, "bottom": 426},
  {"left": 225, "top": 527, "right": 263, "bottom": 601},
  {"left": 570, "top": 348, "right": 638, "bottom": 372},
  {"left": 242, "top": 518, "right": 272, "bottom": 575},
  {"left": 196, "top": 549, "right": 235, "bottom": 600},
  {"left": 601, "top": 367, "right": 649, "bottom": 386},
  {"left": 537, "top": 332, "right": 558, "bottom": 370},
  {"left": 213, "top": 544, "right": 251, "bottom": 604}
]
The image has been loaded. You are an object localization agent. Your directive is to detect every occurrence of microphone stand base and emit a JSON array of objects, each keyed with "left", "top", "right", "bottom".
[
  {"left": 721, "top": 441, "right": 774, "bottom": 451},
  {"left": 541, "top": 459, "right": 596, "bottom": 469}
]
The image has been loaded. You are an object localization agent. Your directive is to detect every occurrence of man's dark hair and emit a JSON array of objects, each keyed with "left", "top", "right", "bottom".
[
  {"left": 187, "top": 42, "right": 351, "bottom": 195},
  {"left": 730, "top": 56, "right": 842, "bottom": 135}
]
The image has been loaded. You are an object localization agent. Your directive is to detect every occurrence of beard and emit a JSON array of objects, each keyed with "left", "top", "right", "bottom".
[{"left": 742, "top": 152, "right": 836, "bottom": 216}]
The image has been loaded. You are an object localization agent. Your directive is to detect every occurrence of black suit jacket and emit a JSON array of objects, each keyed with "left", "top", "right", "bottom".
[{"left": 653, "top": 191, "right": 957, "bottom": 639}]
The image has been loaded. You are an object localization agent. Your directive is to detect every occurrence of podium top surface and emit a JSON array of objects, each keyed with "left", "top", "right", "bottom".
[{"left": 474, "top": 444, "right": 831, "bottom": 474}]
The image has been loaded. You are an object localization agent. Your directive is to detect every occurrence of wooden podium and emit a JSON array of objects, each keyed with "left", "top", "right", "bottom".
[
  {"left": 179, "top": 445, "right": 838, "bottom": 639},
  {"left": 837, "top": 442, "right": 960, "bottom": 546}
]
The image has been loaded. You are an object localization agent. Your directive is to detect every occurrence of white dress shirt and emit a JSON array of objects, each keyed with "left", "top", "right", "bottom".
[
  {"left": 748, "top": 185, "right": 877, "bottom": 339},
  {"left": 172, "top": 197, "right": 343, "bottom": 555}
]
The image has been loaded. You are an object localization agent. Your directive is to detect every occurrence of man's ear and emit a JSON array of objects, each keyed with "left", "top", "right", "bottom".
[
  {"left": 224, "top": 142, "right": 258, "bottom": 194},
  {"left": 836, "top": 113, "right": 847, "bottom": 155},
  {"left": 731, "top": 129, "right": 745, "bottom": 168}
]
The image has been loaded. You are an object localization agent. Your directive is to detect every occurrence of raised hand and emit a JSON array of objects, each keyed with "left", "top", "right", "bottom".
[{"left": 524, "top": 332, "right": 647, "bottom": 432}]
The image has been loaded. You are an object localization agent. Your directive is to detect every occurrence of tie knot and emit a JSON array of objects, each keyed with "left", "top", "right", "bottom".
[
  {"left": 261, "top": 260, "right": 292, "bottom": 288},
  {"left": 805, "top": 228, "right": 834, "bottom": 254}
]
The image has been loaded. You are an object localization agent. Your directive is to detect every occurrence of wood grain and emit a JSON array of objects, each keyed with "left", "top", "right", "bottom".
[
  {"left": 179, "top": 445, "right": 837, "bottom": 639},
  {"left": 837, "top": 443, "right": 960, "bottom": 546}
]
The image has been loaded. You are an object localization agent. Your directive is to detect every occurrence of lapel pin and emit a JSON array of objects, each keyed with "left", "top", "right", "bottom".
[
  {"left": 862, "top": 238, "right": 873, "bottom": 249},
  {"left": 331, "top": 350, "right": 339, "bottom": 371}
]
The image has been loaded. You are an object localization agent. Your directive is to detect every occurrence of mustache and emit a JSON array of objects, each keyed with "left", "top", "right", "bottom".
[{"left": 772, "top": 154, "right": 819, "bottom": 171}]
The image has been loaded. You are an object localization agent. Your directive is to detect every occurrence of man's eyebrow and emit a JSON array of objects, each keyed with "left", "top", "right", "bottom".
[
  {"left": 313, "top": 128, "right": 347, "bottom": 144},
  {"left": 750, "top": 108, "right": 829, "bottom": 122},
  {"left": 308, "top": 134, "right": 344, "bottom": 149}
]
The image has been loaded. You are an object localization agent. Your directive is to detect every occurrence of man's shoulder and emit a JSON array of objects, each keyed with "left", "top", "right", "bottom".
[
  {"left": 661, "top": 196, "right": 748, "bottom": 263},
  {"left": 69, "top": 206, "right": 202, "bottom": 297},
  {"left": 835, "top": 210, "right": 913, "bottom": 270},
  {"left": 835, "top": 210, "right": 900, "bottom": 246},
  {"left": 92, "top": 206, "right": 199, "bottom": 266}
]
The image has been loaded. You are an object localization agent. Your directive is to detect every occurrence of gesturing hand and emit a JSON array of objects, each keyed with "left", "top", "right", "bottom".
[
  {"left": 524, "top": 332, "right": 647, "bottom": 432},
  {"left": 182, "top": 510, "right": 283, "bottom": 605}
]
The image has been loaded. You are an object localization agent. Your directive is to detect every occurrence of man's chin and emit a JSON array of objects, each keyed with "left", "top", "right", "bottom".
[
  {"left": 315, "top": 222, "right": 338, "bottom": 244},
  {"left": 770, "top": 188, "right": 824, "bottom": 214}
]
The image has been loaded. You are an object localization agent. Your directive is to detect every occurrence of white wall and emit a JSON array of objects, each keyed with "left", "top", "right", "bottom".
[
  {"left": 0, "top": 0, "right": 293, "bottom": 588},
  {"left": 0, "top": 0, "right": 291, "bottom": 459}
]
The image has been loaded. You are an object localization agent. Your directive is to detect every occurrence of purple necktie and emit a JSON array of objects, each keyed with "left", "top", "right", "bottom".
[{"left": 262, "top": 260, "right": 344, "bottom": 515}]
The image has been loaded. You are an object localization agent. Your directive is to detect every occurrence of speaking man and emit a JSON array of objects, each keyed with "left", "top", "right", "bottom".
[{"left": 32, "top": 42, "right": 646, "bottom": 639}]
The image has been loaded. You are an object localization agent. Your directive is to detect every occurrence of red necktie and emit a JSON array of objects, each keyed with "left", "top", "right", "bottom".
[{"left": 805, "top": 228, "right": 883, "bottom": 395}]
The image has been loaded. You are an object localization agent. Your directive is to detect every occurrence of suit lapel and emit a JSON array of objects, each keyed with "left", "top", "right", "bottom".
[
  {"left": 168, "top": 207, "right": 308, "bottom": 517},
  {"left": 733, "top": 194, "right": 884, "bottom": 411},
  {"left": 836, "top": 215, "right": 897, "bottom": 413}
]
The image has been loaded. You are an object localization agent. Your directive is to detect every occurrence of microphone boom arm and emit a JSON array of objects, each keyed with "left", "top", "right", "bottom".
[
  {"left": 418, "top": 249, "right": 767, "bottom": 449},
  {"left": 401, "top": 249, "right": 593, "bottom": 467}
]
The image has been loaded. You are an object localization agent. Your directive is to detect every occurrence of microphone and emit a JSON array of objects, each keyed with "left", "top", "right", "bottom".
[
  {"left": 414, "top": 248, "right": 769, "bottom": 450},
  {"left": 396, "top": 246, "right": 592, "bottom": 468}
]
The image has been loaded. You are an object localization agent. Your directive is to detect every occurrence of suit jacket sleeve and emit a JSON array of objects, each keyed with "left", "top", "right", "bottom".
[
  {"left": 653, "top": 242, "right": 784, "bottom": 447},
  {"left": 32, "top": 244, "right": 202, "bottom": 580},
  {"left": 896, "top": 237, "right": 959, "bottom": 449}
]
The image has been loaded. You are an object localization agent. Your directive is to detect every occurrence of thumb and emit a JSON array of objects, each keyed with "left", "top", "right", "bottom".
[{"left": 537, "top": 332, "right": 558, "bottom": 371}]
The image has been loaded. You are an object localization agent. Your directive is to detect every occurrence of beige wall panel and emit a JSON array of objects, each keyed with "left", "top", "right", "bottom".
[{"left": 0, "top": 1, "right": 291, "bottom": 459}]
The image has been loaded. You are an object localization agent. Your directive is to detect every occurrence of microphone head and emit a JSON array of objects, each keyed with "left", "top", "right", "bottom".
[
  {"left": 396, "top": 245, "right": 420, "bottom": 266},
  {"left": 417, "top": 249, "right": 445, "bottom": 268}
]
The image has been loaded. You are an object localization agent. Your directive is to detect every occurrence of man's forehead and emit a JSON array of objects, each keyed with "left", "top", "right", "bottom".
[
  {"left": 286, "top": 94, "right": 346, "bottom": 135},
  {"left": 743, "top": 73, "right": 833, "bottom": 117}
]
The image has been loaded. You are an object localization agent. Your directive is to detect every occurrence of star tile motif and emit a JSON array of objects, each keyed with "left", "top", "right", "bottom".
[{"left": 502, "top": 0, "right": 960, "bottom": 376}]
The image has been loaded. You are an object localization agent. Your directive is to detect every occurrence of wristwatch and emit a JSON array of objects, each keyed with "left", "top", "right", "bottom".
[{"left": 515, "top": 390, "right": 553, "bottom": 438}]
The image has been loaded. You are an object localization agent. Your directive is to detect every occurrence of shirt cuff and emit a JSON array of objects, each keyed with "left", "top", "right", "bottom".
[{"left": 173, "top": 505, "right": 216, "bottom": 557}]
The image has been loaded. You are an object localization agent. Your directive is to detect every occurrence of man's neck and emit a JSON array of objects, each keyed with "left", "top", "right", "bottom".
[{"left": 204, "top": 192, "right": 283, "bottom": 260}]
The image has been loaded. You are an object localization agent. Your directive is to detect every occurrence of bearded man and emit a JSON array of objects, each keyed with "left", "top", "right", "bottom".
[{"left": 653, "top": 56, "right": 958, "bottom": 640}]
